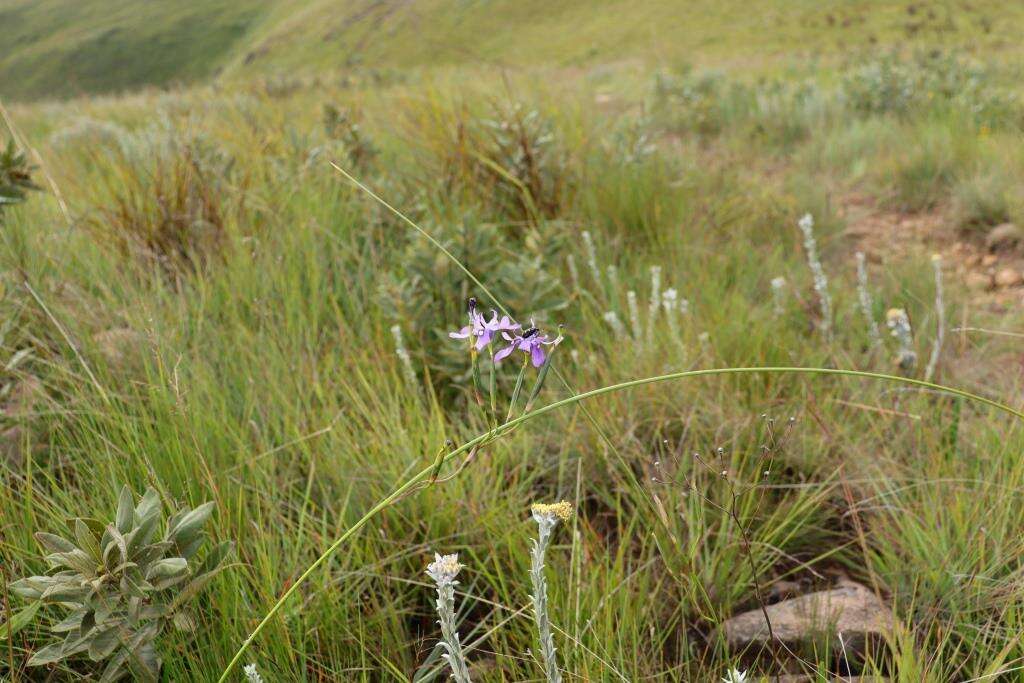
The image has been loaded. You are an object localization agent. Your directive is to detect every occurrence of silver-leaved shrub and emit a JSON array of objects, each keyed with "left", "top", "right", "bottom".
[{"left": 8, "top": 485, "right": 232, "bottom": 681}]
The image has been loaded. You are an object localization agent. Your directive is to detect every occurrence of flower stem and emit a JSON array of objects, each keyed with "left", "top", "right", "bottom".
[
  {"left": 530, "top": 519, "right": 562, "bottom": 683},
  {"left": 506, "top": 357, "right": 530, "bottom": 422},
  {"left": 488, "top": 346, "right": 498, "bottom": 425}
]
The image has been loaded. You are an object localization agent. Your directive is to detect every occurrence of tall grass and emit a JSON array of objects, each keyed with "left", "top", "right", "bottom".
[{"left": 3, "top": 57, "right": 1024, "bottom": 681}]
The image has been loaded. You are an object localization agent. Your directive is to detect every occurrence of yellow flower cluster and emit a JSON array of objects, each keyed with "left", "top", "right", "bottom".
[{"left": 531, "top": 501, "right": 573, "bottom": 522}]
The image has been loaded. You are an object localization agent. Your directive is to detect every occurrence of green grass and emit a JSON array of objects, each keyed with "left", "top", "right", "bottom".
[
  {"left": 0, "top": 0, "right": 271, "bottom": 101},
  {"left": 5, "top": 5, "right": 1024, "bottom": 682},
  {"left": 7, "top": 0, "right": 1024, "bottom": 102}
]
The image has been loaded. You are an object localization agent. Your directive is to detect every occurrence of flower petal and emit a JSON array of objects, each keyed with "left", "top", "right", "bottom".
[
  {"left": 530, "top": 344, "right": 546, "bottom": 367},
  {"left": 494, "top": 345, "right": 515, "bottom": 362},
  {"left": 449, "top": 326, "right": 472, "bottom": 339},
  {"left": 475, "top": 330, "right": 493, "bottom": 350}
]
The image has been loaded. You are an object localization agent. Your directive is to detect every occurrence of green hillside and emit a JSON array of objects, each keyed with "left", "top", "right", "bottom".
[
  {"left": 228, "top": 0, "right": 1024, "bottom": 77},
  {"left": 0, "top": 0, "right": 271, "bottom": 101},
  {"left": 4, "top": 0, "right": 1024, "bottom": 101}
]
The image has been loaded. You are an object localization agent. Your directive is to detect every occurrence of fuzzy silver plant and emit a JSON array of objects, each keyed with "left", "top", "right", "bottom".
[
  {"left": 661, "top": 288, "right": 685, "bottom": 348},
  {"left": 886, "top": 307, "right": 917, "bottom": 371},
  {"left": 243, "top": 663, "right": 265, "bottom": 683},
  {"left": 602, "top": 310, "right": 627, "bottom": 339},
  {"left": 626, "top": 290, "right": 642, "bottom": 342},
  {"left": 8, "top": 486, "right": 232, "bottom": 682},
  {"left": 566, "top": 254, "right": 580, "bottom": 294},
  {"left": 646, "top": 266, "right": 662, "bottom": 344},
  {"left": 855, "top": 252, "right": 882, "bottom": 346},
  {"left": 770, "top": 276, "right": 787, "bottom": 317},
  {"left": 924, "top": 254, "right": 945, "bottom": 382},
  {"left": 425, "top": 553, "right": 472, "bottom": 682},
  {"left": 797, "top": 213, "right": 833, "bottom": 339},
  {"left": 722, "top": 668, "right": 749, "bottom": 683},
  {"left": 390, "top": 324, "right": 419, "bottom": 390},
  {"left": 581, "top": 230, "right": 601, "bottom": 285},
  {"left": 529, "top": 502, "right": 572, "bottom": 683}
]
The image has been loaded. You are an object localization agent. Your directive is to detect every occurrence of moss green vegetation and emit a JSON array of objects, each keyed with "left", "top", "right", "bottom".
[{"left": 5, "top": 3, "right": 1024, "bottom": 681}]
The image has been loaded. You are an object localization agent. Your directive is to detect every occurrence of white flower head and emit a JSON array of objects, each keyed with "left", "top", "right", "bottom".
[
  {"left": 722, "top": 668, "right": 749, "bottom": 683},
  {"left": 798, "top": 212, "right": 814, "bottom": 233},
  {"left": 426, "top": 553, "right": 462, "bottom": 587},
  {"left": 244, "top": 663, "right": 264, "bottom": 683},
  {"left": 661, "top": 287, "right": 678, "bottom": 312}
]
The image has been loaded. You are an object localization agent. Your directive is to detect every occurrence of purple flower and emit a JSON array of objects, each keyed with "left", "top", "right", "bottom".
[
  {"left": 495, "top": 324, "right": 560, "bottom": 367},
  {"left": 449, "top": 298, "right": 520, "bottom": 351}
]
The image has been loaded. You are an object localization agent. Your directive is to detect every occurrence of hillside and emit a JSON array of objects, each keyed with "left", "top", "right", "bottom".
[
  {"left": 4, "top": 0, "right": 1024, "bottom": 101},
  {"left": 0, "top": 0, "right": 271, "bottom": 101}
]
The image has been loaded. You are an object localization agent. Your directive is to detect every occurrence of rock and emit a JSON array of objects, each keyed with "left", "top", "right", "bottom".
[
  {"left": 720, "top": 581, "right": 894, "bottom": 647},
  {"left": 966, "top": 271, "right": 993, "bottom": 291},
  {"left": 994, "top": 267, "right": 1024, "bottom": 288},
  {"left": 982, "top": 254, "right": 999, "bottom": 267},
  {"left": 986, "top": 223, "right": 1024, "bottom": 253}
]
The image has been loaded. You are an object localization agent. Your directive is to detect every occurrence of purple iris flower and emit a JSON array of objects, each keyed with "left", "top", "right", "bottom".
[
  {"left": 494, "top": 323, "right": 559, "bottom": 367},
  {"left": 449, "top": 298, "right": 520, "bottom": 351}
]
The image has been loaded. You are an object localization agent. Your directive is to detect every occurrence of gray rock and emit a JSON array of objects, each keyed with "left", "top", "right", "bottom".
[{"left": 721, "top": 581, "right": 894, "bottom": 647}]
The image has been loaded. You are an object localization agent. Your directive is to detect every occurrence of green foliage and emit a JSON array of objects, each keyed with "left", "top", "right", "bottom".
[
  {"left": 841, "top": 51, "right": 1021, "bottom": 125},
  {"left": 381, "top": 216, "right": 567, "bottom": 392},
  {"left": 7, "top": 3, "right": 1024, "bottom": 680},
  {"left": 321, "top": 104, "right": 378, "bottom": 170},
  {"left": 8, "top": 486, "right": 231, "bottom": 681},
  {"left": 410, "top": 101, "right": 572, "bottom": 221},
  {"left": 0, "top": 138, "right": 38, "bottom": 210},
  {"left": 0, "top": 0, "right": 270, "bottom": 101},
  {"left": 650, "top": 67, "right": 828, "bottom": 150},
  {"left": 87, "top": 129, "right": 239, "bottom": 274}
]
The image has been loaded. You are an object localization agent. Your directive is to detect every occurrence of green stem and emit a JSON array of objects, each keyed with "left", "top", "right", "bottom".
[
  {"left": 218, "top": 366, "right": 1024, "bottom": 681},
  {"left": 489, "top": 346, "right": 497, "bottom": 425},
  {"left": 506, "top": 358, "right": 529, "bottom": 422}
]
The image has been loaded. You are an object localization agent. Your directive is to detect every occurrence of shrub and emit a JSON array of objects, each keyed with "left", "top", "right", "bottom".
[
  {"left": 407, "top": 99, "right": 572, "bottom": 222},
  {"left": 88, "top": 131, "right": 240, "bottom": 275},
  {"left": 9, "top": 486, "right": 231, "bottom": 681},
  {"left": 0, "top": 138, "right": 38, "bottom": 213},
  {"left": 380, "top": 216, "right": 567, "bottom": 395},
  {"left": 841, "top": 51, "right": 1020, "bottom": 126},
  {"left": 321, "top": 104, "right": 378, "bottom": 170}
]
